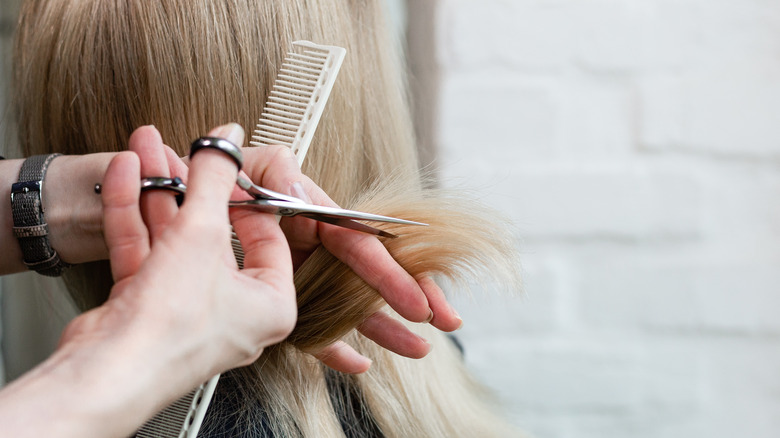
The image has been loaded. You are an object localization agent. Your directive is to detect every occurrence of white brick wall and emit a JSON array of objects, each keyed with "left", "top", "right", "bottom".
[{"left": 408, "top": 0, "right": 780, "bottom": 437}]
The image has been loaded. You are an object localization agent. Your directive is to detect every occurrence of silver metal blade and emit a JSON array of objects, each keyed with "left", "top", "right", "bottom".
[
  {"left": 229, "top": 199, "right": 428, "bottom": 226},
  {"left": 301, "top": 214, "right": 398, "bottom": 238}
]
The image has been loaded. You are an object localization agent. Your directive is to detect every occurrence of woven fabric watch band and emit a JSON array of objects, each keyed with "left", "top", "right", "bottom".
[{"left": 11, "top": 153, "right": 70, "bottom": 276}]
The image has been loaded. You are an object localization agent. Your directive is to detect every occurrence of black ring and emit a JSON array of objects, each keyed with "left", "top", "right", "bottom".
[
  {"left": 189, "top": 137, "right": 243, "bottom": 170},
  {"left": 141, "top": 176, "right": 186, "bottom": 206},
  {"left": 95, "top": 177, "right": 186, "bottom": 206}
]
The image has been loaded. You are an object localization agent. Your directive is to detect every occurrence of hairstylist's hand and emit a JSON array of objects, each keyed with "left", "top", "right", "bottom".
[
  {"left": 234, "top": 139, "right": 463, "bottom": 373},
  {"left": 57, "top": 127, "right": 296, "bottom": 422},
  {"left": 130, "top": 123, "right": 461, "bottom": 374}
]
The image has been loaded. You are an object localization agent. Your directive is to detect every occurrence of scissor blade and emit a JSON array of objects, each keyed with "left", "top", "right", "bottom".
[
  {"left": 229, "top": 199, "right": 428, "bottom": 226},
  {"left": 300, "top": 214, "right": 398, "bottom": 238}
]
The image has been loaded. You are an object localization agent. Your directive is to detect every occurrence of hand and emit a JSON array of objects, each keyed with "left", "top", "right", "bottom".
[
  {"left": 127, "top": 123, "right": 463, "bottom": 374},
  {"left": 232, "top": 132, "right": 464, "bottom": 373},
  {"left": 59, "top": 125, "right": 297, "bottom": 395}
]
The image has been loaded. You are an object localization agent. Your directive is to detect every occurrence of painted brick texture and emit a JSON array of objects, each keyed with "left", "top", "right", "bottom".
[{"left": 409, "top": 0, "right": 780, "bottom": 437}]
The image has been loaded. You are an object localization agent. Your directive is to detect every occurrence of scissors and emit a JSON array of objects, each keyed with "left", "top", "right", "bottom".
[
  {"left": 96, "top": 174, "right": 426, "bottom": 239},
  {"left": 191, "top": 136, "right": 427, "bottom": 238},
  {"left": 96, "top": 137, "right": 426, "bottom": 238},
  {"left": 229, "top": 176, "right": 426, "bottom": 238}
]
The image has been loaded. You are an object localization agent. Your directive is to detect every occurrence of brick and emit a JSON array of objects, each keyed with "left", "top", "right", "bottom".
[
  {"left": 700, "top": 167, "right": 780, "bottom": 244},
  {"left": 699, "top": 267, "right": 780, "bottom": 332},
  {"left": 693, "top": 339, "right": 780, "bottom": 438},
  {"left": 461, "top": 337, "right": 704, "bottom": 436},
  {"left": 639, "top": 68, "right": 780, "bottom": 157},
  {"left": 437, "top": 0, "right": 780, "bottom": 73},
  {"left": 462, "top": 339, "right": 646, "bottom": 411},
  {"left": 702, "top": 339, "right": 780, "bottom": 400},
  {"left": 436, "top": 0, "right": 576, "bottom": 71},
  {"left": 580, "top": 261, "right": 780, "bottom": 333},
  {"left": 579, "top": 260, "right": 701, "bottom": 331},
  {"left": 571, "top": 413, "right": 695, "bottom": 438},
  {"left": 441, "top": 165, "right": 702, "bottom": 241},
  {"left": 437, "top": 73, "right": 560, "bottom": 162},
  {"left": 571, "top": 2, "right": 654, "bottom": 73},
  {"left": 437, "top": 72, "right": 634, "bottom": 162},
  {"left": 449, "top": 257, "right": 568, "bottom": 335},
  {"left": 554, "top": 77, "right": 634, "bottom": 158},
  {"left": 414, "top": 0, "right": 780, "bottom": 436},
  {"left": 436, "top": 1, "right": 690, "bottom": 73},
  {"left": 654, "top": 0, "right": 780, "bottom": 70}
]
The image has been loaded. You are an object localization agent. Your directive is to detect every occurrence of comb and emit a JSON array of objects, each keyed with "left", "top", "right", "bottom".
[
  {"left": 138, "top": 41, "right": 346, "bottom": 438},
  {"left": 250, "top": 40, "right": 347, "bottom": 165},
  {"left": 234, "top": 40, "right": 346, "bottom": 266}
]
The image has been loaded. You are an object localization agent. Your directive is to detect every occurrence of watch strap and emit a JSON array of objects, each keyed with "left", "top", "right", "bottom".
[{"left": 11, "top": 153, "right": 70, "bottom": 276}]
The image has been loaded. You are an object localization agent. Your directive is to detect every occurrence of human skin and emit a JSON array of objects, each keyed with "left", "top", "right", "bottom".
[
  {"left": 0, "top": 124, "right": 464, "bottom": 436},
  {"left": 0, "top": 127, "right": 294, "bottom": 437}
]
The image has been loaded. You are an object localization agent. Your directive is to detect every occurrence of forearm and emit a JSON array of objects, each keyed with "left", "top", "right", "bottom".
[
  {"left": 0, "top": 322, "right": 194, "bottom": 438},
  {"left": 0, "top": 153, "right": 115, "bottom": 275}
]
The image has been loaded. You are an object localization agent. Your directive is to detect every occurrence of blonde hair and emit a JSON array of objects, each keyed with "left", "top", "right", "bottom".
[{"left": 15, "top": 0, "right": 523, "bottom": 436}]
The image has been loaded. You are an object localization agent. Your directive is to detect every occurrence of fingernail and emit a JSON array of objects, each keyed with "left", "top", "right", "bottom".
[
  {"left": 424, "top": 309, "right": 434, "bottom": 324},
  {"left": 454, "top": 314, "right": 464, "bottom": 330},
  {"left": 419, "top": 336, "right": 433, "bottom": 353},
  {"left": 452, "top": 306, "right": 463, "bottom": 329},
  {"left": 216, "top": 123, "right": 245, "bottom": 147},
  {"left": 290, "top": 181, "right": 312, "bottom": 203}
]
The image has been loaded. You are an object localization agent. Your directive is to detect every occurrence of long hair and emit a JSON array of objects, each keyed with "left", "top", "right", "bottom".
[{"left": 14, "top": 1, "right": 522, "bottom": 436}]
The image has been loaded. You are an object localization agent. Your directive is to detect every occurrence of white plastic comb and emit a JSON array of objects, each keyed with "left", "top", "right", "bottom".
[
  {"left": 250, "top": 40, "right": 347, "bottom": 166},
  {"left": 233, "top": 40, "right": 346, "bottom": 267},
  {"left": 138, "top": 41, "right": 346, "bottom": 438}
]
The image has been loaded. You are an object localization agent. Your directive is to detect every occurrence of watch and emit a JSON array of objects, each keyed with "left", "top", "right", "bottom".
[{"left": 11, "top": 153, "right": 71, "bottom": 276}]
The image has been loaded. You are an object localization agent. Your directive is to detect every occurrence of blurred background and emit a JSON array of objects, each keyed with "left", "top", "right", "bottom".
[
  {"left": 3, "top": 1, "right": 780, "bottom": 437},
  {"left": 405, "top": 1, "right": 780, "bottom": 437}
]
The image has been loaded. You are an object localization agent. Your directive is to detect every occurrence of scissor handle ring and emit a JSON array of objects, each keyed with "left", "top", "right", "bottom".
[{"left": 190, "top": 137, "right": 243, "bottom": 170}]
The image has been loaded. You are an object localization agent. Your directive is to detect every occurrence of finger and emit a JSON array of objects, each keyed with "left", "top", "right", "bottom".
[
  {"left": 238, "top": 145, "right": 302, "bottom": 193},
  {"left": 163, "top": 144, "right": 189, "bottom": 183},
  {"left": 101, "top": 152, "right": 149, "bottom": 282},
  {"left": 128, "top": 125, "right": 178, "bottom": 241},
  {"left": 231, "top": 213, "right": 292, "bottom": 283},
  {"left": 184, "top": 123, "right": 243, "bottom": 213},
  {"left": 418, "top": 277, "right": 463, "bottom": 332},
  {"left": 228, "top": 145, "right": 294, "bottom": 278},
  {"left": 358, "top": 311, "right": 431, "bottom": 359},
  {"left": 236, "top": 146, "right": 319, "bottom": 268},
  {"left": 280, "top": 181, "right": 322, "bottom": 269},
  {"left": 312, "top": 341, "right": 372, "bottom": 374},
  {"left": 321, "top": 227, "right": 432, "bottom": 323},
  {"left": 238, "top": 147, "right": 433, "bottom": 323}
]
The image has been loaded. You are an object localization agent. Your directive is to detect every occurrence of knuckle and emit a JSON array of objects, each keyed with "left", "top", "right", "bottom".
[{"left": 265, "top": 282, "right": 298, "bottom": 343}]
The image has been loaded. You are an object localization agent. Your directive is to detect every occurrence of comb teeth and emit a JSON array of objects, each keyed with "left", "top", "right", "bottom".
[
  {"left": 235, "top": 41, "right": 346, "bottom": 271},
  {"left": 147, "top": 44, "right": 347, "bottom": 438},
  {"left": 250, "top": 41, "right": 346, "bottom": 166}
]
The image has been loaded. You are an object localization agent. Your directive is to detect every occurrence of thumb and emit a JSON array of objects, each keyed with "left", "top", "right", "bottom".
[{"left": 184, "top": 123, "right": 245, "bottom": 212}]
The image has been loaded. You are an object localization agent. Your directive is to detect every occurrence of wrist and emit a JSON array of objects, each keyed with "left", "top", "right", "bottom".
[
  {"left": 0, "top": 330, "right": 160, "bottom": 437},
  {"left": 44, "top": 153, "right": 117, "bottom": 265}
]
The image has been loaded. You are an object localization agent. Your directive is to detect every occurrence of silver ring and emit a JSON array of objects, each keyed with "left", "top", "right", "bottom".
[{"left": 189, "top": 137, "right": 243, "bottom": 170}]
